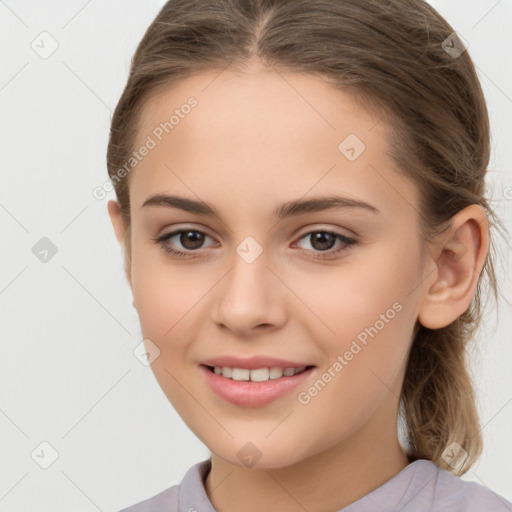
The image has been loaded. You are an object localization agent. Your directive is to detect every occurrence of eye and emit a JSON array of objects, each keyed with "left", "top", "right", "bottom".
[
  {"left": 294, "top": 230, "right": 356, "bottom": 259},
  {"left": 152, "top": 227, "right": 357, "bottom": 260},
  {"left": 152, "top": 228, "right": 217, "bottom": 258}
]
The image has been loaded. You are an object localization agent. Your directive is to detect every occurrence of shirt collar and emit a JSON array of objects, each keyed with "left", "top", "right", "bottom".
[{"left": 177, "top": 457, "right": 440, "bottom": 512}]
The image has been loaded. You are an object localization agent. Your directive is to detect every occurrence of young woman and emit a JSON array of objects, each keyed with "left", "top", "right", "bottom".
[{"left": 106, "top": 0, "right": 512, "bottom": 510}]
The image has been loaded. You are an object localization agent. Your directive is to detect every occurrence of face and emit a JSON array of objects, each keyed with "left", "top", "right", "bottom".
[{"left": 115, "top": 62, "right": 428, "bottom": 469}]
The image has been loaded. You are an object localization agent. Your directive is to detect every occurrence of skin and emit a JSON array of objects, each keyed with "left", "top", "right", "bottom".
[{"left": 108, "top": 59, "right": 489, "bottom": 512}]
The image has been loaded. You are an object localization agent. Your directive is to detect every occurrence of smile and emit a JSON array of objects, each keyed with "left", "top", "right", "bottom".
[{"left": 200, "top": 364, "right": 317, "bottom": 407}]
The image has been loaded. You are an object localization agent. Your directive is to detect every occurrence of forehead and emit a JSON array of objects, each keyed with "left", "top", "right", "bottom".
[
  {"left": 136, "top": 66, "right": 383, "bottom": 149},
  {"left": 130, "top": 67, "right": 419, "bottom": 223}
]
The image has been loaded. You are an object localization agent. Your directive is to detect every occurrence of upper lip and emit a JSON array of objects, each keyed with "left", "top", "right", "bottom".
[{"left": 201, "top": 355, "right": 315, "bottom": 370}]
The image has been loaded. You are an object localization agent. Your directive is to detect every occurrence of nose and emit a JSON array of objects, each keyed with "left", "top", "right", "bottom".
[{"left": 212, "top": 247, "right": 287, "bottom": 336}]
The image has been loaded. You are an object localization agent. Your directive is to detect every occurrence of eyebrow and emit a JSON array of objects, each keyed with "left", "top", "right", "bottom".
[{"left": 141, "top": 194, "right": 380, "bottom": 218}]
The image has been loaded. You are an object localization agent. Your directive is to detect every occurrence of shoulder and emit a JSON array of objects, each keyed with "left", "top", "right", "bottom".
[
  {"left": 356, "top": 459, "right": 512, "bottom": 512},
  {"left": 116, "top": 458, "right": 212, "bottom": 512},
  {"left": 431, "top": 466, "right": 512, "bottom": 511},
  {"left": 118, "top": 484, "right": 179, "bottom": 512}
]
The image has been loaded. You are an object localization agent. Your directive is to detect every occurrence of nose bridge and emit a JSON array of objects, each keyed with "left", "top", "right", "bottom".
[{"left": 213, "top": 236, "right": 286, "bottom": 333}]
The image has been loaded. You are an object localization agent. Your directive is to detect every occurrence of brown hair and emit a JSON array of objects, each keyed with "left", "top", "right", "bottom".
[{"left": 106, "top": 0, "right": 505, "bottom": 475}]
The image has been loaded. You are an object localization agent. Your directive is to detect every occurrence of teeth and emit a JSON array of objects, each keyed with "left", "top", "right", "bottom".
[
  {"left": 213, "top": 366, "right": 307, "bottom": 381},
  {"left": 249, "top": 368, "right": 269, "bottom": 382},
  {"left": 269, "top": 367, "right": 284, "bottom": 379},
  {"left": 232, "top": 368, "right": 250, "bottom": 381}
]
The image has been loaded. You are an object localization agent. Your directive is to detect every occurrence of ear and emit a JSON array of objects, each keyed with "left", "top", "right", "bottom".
[
  {"left": 417, "top": 204, "right": 489, "bottom": 330},
  {"left": 107, "top": 200, "right": 132, "bottom": 289}
]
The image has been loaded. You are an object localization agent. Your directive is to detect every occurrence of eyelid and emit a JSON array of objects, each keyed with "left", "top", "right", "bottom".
[
  {"left": 156, "top": 224, "right": 217, "bottom": 240},
  {"left": 293, "top": 224, "right": 357, "bottom": 240},
  {"left": 291, "top": 229, "right": 357, "bottom": 256},
  {"left": 155, "top": 226, "right": 219, "bottom": 247}
]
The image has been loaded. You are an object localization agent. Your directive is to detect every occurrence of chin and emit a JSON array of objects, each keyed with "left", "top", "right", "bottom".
[{"left": 207, "top": 437, "right": 308, "bottom": 470}]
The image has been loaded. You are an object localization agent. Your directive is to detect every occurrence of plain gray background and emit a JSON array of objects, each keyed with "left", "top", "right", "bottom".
[{"left": 1, "top": 1, "right": 511, "bottom": 510}]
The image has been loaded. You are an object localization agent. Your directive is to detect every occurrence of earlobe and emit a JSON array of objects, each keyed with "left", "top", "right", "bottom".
[{"left": 417, "top": 205, "right": 489, "bottom": 330}]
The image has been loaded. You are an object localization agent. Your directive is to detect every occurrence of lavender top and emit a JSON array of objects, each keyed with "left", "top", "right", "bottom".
[{"left": 119, "top": 458, "right": 512, "bottom": 512}]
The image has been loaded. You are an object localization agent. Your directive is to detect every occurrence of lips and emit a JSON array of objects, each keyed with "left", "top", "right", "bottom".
[
  {"left": 199, "top": 355, "right": 318, "bottom": 407},
  {"left": 200, "top": 364, "right": 317, "bottom": 407}
]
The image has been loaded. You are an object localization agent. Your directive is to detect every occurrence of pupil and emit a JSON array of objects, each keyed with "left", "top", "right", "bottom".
[
  {"left": 312, "top": 232, "right": 335, "bottom": 251},
  {"left": 181, "top": 231, "right": 204, "bottom": 249}
]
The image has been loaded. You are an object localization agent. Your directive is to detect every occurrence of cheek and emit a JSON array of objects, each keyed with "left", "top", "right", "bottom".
[
  {"left": 294, "top": 301, "right": 414, "bottom": 446},
  {"left": 291, "top": 247, "right": 417, "bottom": 343},
  {"left": 130, "top": 242, "right": 209, "bottom": 343},
  {"left": 289, "top": 246, "right": 419, "bottom": 402}
]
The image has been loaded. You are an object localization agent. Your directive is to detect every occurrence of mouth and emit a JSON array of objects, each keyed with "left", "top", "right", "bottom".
[{"left": 200, "top": 363, "right": 317, "bottom": 407}]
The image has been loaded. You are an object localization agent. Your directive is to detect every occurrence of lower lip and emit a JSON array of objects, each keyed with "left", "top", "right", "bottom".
[{"left": 200, "top": 365, "right": 316, "bottom": 407}]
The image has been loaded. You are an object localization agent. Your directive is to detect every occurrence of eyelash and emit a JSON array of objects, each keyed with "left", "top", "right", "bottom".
[{"left": 152, "top": 228, "right": 357, "bottom": 260}]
